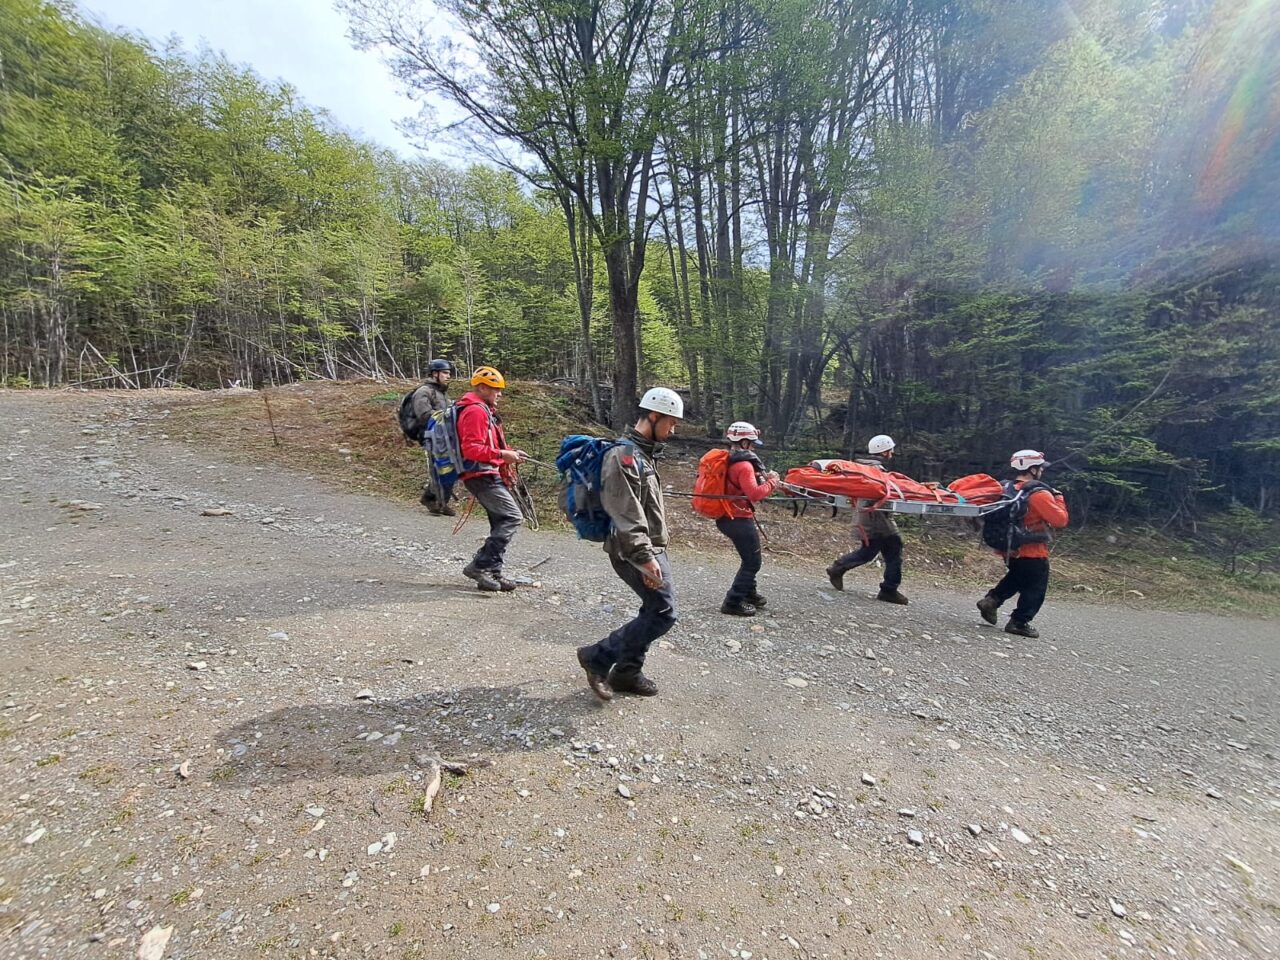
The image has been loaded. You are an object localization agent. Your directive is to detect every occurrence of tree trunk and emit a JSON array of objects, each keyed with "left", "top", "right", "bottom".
[{"left": 603, "top": 237, "right": 640, "bottom": 429}]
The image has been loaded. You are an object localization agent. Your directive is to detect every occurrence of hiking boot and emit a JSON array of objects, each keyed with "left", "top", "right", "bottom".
[
  {"left": 438, "top": 503, "right": 457, "bottom": 517},
  {"left": 576, "top": 646, "right": 614, "bottom": 701},
  {"left": 420, "top": 488, "right": 434, "bottom": 508},
  {"left": 746, "top": 592, "right": 768, "bottom": 609},
  {"left": 463, "top": 562, "right": 501, "bottom": 592},
  {"left": 609, "top": 669, "right": 659, "bottom": 697},
  {"left": 492, "top": 574, "right": 517, "bottom": 592},
  {"left": 720, "top": 599, "right": 756, "bottom": 617},
  {"left": 826, "top": 565, "right": 846, "bottom": 591},
  {"left": 1004, "top": 619, "right": 1039, "bottom": 639},
  {"left": 876, "top": 588, "right": 909, "bottom": 605},
  {"left": 976, "top": 595, "right": 999, "bottom": 625}
]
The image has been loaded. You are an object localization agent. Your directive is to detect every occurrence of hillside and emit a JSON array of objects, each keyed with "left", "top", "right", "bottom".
[{"left": 154, "top": 382, "right": 1280, "bottom": 616}]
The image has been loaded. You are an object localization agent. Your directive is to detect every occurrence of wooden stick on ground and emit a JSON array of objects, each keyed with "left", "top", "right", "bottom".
[
  {"left": 422, "top": 762, "right": 442, "bottom": 816},
  {"left": 262, "top": 391, "right": 281, "bottom": 447}
]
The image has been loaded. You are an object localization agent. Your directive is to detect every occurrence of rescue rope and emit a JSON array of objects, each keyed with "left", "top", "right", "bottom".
[
  {"left": 512, "top": 476, "right": 540, "bottom": 531},
  {"left": 451, "top": 494, "right": 477, "bottom": 536}
]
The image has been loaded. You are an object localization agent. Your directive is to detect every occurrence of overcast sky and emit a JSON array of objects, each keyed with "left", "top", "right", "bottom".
[{"left": 84, "top": 0, "right": 443, "bottom": 157}]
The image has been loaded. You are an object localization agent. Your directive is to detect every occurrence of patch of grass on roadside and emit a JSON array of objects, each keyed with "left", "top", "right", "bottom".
[
  {"left": 79, "top": 763, "right": 118, "bottom": 786},
  {"left": 382, "top": 775, "right": 410, "bottom": 795}
]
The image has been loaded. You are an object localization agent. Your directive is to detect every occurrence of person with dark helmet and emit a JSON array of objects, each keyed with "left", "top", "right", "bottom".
[
  {"left": 976, "top": 449, "right": 1069, "bottom": 638},
  {"left": 716, "top": 421, "right": 780, "bottom": 617},
  {"left": 411, "top": 359, "right": 456, "bottom": 515}
]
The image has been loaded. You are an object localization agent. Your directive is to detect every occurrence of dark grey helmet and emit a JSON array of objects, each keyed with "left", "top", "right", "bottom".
[{"left": 428, "top": 358, "right": 454, "bottom": 374}]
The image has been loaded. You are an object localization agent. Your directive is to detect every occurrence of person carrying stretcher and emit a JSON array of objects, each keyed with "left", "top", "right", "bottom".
[
  {"left": 714, "top": 421, "right": 780, "bottom": 616},
  {"left": 825, "top": 434, "right": 909, "bottom": 605}
]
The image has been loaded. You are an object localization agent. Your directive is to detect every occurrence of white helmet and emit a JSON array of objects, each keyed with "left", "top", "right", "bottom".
[
  {"left": 725, "top": 421, "right": 762, "bottom": 445},
  {"left": 639, "top": 387, "right": 684, "bottom": 420},
  {"left": 1010, "top": 449, "right": 1047, "bottom": 471},
  {"left": 868, "top": 434, "right": 895, "bottom": 455}
]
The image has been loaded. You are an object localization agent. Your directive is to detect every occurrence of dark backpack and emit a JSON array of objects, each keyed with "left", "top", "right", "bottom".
[
  {"left": 981, "top": 480, "right": 1052, "bottom": 552},
  {"left": 556, "top": 435, "right": 635, "bottom": 542},
  {"left": 398, "top": 386, "right": 431, "bottom": 444}
]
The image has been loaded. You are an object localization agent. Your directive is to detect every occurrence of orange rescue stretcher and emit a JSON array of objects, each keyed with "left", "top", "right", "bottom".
[{"left": 780, "top": 460, "right": 1010, "bottom": 518}]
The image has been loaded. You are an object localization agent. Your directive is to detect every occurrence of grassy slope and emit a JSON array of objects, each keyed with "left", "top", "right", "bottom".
[{"left": 162, "top": 381, "right": 1279, "bottom": 618}]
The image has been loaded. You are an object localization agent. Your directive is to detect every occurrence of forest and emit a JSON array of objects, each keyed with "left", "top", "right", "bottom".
[{"left": 1, "top": 0, "right": 1277, "bottom": 567}]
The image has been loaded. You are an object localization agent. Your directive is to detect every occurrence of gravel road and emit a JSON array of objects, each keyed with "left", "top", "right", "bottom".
[{"left": 1, "top": 390, "right": 1276, "bottom": 960}]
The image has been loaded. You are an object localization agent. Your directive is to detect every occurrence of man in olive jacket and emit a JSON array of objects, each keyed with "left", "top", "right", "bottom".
[{"left": 576, "top": 387, "right": 685, "bottom": 701}]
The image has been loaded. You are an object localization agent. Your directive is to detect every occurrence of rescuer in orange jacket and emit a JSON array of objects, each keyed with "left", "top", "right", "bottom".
[{"left": 976, "top": 450, "right": 1069, "bottom": 638}]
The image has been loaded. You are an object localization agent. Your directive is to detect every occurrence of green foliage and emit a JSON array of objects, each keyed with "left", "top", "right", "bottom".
[
  {"left": 1, "top": 0, "right": 1276, "bottom": 563},
  {"left": 0, "top": 0, "right": 580, "bottom": 388},
  {"left": 822, "top": 0, "right": 1278, "bottom": 547},
  {"left": 1201, "top": 503, "right": 1280, "bottom": 576}
]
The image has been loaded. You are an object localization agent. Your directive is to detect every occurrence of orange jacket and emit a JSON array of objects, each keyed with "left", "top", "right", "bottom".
[{"left": 1011, "top": 483, "right": 1069, "bottom": 559}]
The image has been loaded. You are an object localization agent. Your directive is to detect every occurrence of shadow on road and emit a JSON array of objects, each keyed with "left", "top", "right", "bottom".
[{"left": 209, "top": 683, "right": 598, "bottom": 787}]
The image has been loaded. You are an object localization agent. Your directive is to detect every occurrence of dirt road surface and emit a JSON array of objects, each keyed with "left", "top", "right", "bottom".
[{"left": 1, "top": 390, "right": 1276, "bottom": 960}]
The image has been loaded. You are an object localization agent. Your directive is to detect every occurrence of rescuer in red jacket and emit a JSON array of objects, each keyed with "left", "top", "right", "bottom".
[
  {"left": 716, "top": 421, "right": 780, "bottom": 617},
  {"left": 455, "top": 366, "right": 528, "bottom": 592}
]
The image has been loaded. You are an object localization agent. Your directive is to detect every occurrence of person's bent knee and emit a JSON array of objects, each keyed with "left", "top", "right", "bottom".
[{"left": 651, "top": 609, "right": 678, "bottom": 637}]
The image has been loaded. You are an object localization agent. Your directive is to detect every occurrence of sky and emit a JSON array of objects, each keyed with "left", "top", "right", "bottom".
[{"left": 84, "top": 0, "right": 442, "bottom": 158}]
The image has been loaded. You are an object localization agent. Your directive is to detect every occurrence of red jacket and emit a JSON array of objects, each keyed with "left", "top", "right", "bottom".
[
  {"left": 724, "top": 453, "right": 777, "bottom": 519},
  {"left": 1011, "top": 483, "right": 1069, "bottom": 559},
  {"left": 454, "top": 392, "right": 508, "bottom": 481}
]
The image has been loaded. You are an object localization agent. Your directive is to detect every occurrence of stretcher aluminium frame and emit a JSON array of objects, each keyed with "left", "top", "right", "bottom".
[{"left": 777, "top": 481, "right": 1010, "bottom": 518}]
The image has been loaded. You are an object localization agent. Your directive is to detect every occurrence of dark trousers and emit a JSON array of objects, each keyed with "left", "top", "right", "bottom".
[
  {"left": 463, "top": 475, "right": 522, "bottom": 572},
  {"left": 580, "top": 552, "right": 677, "bottom": 678},
  {"left": 715, "top": 517, "right": 762, "bottom": 602},
  {"left": 989, "top": 557, "right": 1050, "bottom": 623},
  {"left": 833, "top": 534, "right": 903, "bottom": 591}
]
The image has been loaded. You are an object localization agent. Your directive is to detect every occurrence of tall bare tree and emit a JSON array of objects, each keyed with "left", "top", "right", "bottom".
[{"left": 341, "top": 0, "right": 689, "bottom": 425}]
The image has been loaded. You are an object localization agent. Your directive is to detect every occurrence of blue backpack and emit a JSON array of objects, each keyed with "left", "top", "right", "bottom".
[
  {"left": 423, "top": 405, "right": 464, "bottom": 499},
  {"left": 556, "top": 435, "right": 637, "bottom": 542}
]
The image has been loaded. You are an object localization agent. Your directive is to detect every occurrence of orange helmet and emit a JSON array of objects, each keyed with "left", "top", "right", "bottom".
[{"left": 470, "top": 366, "right": 506, "bottom": 389}]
